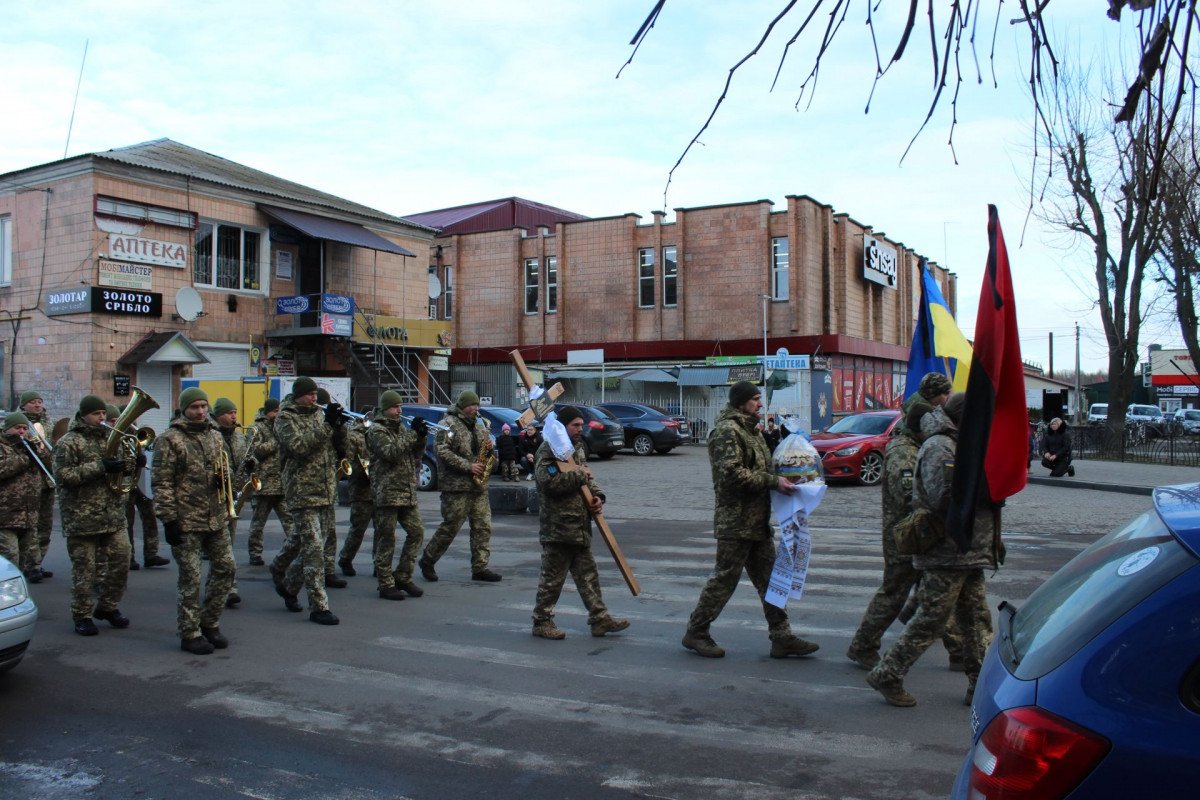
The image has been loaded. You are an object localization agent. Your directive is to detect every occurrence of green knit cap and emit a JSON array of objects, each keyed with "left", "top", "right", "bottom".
[
  {"left": 456, "top": 390, "right": 480, "bottom": 409},
  {"left": 79, "top": 394, "right": 108, "bottom": 416},
  {"left": 178, "top": 387, "right": 208, "bottom": 412},
  {"left": 380, "top": 390, "right": 403, "bottom": 410},
  {"left": 316, "top": 388, "right": 331, "bottom": 405},
  {"left": 212, "top": 397, "right": 237, "bottom": 417},
  {"left": 105, "top": 404, "right": 120, "bottom": 420},
  {"left": 263, "top": 397, "right": 280, "bottom": 414},
  {"left": 293, "top": 376, "right": 318, "bottom": 397},
  {"left": 3, "top": 411, "right": 30, "bottom": 431},
  {"left": 19, "top": 390, "right": 42, "bottom": 407}
]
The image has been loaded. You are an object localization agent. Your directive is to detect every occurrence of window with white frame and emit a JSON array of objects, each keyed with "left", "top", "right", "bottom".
[
  {"left": 444, "top": 265, "right": 454, "bottom": 320},
  {"left": 194, "top": 221, "right": 264, "bottom": 291},
  {"left": 96, "top": 195, "right": 196, "bottom": 229},
  {"left": 638, "top": 248, "right": 655, "bottom": 307},
  {"left": 771, "top": 237, "right": 789, "bottom": 300},
  {"left": 662, "top": 245, "right": 678, "bottom": 307},
  {"left": 545, "top": 256, "right": 558, "bottom": 313},
  {"left": 0, "top": 215, "right": 11, "bottom": 286},
  {"left": 524, "top": 258, "right": 539, "bottom": 313}
]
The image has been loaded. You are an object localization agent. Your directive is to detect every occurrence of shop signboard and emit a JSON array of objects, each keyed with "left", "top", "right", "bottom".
[
  {"left": 98, "top": 258, "right": 153, "bottom": 290},
  {"left": 863, "top": 236, "right": 899, "bottom": 289},
  {"left": 320, "top": 313, "right": 353, "bottom": 337},
  {"left": 107, "top": 233, "right": 187, "bottom": 268}
]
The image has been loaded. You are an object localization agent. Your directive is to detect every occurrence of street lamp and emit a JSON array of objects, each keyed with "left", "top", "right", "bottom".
[{"left": 761, "top": 294, "right": 771, "bottom": 417}]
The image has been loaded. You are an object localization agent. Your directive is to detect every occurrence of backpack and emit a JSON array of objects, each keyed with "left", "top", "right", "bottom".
[{"left": 893, "top": 507, "right": 945, "bottom": 555}]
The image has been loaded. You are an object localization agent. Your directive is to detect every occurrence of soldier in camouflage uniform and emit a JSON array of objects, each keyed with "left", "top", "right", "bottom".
[
  {"left": 18, "top": 389, "right": 56, "bottom": 582},
  {"left": 246, "top": 397, "right": 291, "bottom": 565},
  {"left": 681, "top": 381, "right": 819, "bottom": 659},
  {"left": 123, "top": 406, "right": 168, "bottom": 570},
  {"left": 530, "top": 407, "right": 630, "bottom": 640},
  {"left": 53, "top": 395, "right": 135, "bottom": 636},
  {"left": 212, "top": 398, "right": 247, "bottom": 607},
  {"left": 270, "top": 377, "right": 344, "bottom": 625},
  {"left": 311, "top": 388, "right": 347, "bottom": 588},
  {"left": 366, "top": 390, "right": 428, "bottom": 600},
  {"left": 419, "top": 390, "right": 502, "bottom": 582},
  {"left": 153, "top": 388, "right": 235, "bottom": 655},
  {"left": 847, "top": 401, "right": 963, "bottom": 670},
  {"left": 0, "top": 413, "right": 46, "bottom": 569},
  {"left": 867, "top": 394, "right": 1003, "bottom": 707},
  {"left": 336, "top": 417, "right": 375, "bottom": 578}
]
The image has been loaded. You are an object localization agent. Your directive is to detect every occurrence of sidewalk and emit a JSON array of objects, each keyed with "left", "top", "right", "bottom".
[{"left": 1027, "top": 458, "right": 1200, "bottom": 495}]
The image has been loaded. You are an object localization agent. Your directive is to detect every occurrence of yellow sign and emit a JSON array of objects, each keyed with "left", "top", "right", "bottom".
[{"left": 353, "top": 315, "right": 451, "bottom": 349}]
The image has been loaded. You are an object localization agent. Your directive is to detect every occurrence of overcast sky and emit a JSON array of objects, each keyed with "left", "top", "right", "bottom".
[{"left": 1, "top": 0, "right": 1185, "bottom": 372}]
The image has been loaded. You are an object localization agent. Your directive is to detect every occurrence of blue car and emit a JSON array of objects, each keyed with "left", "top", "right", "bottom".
[{"left": 952, "top": 482, "right": 1200, "bottom": 799}]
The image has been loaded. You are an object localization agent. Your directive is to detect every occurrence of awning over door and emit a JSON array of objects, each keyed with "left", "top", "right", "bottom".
[
  {"left": 118, "top": 332, "right": 211, "bottom": 365},
  {"left": 259, "top": 204, "right": 416, "bottom": 257}
]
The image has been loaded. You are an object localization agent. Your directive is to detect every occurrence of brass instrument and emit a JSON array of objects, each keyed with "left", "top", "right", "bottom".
[
  {"left": 338, "top": 458, "right": 354, "bottom": 476},
  {"left": 50, "top": 417, "right": 70, "bottom": 444},
  {"left": 217, "top": 448, "right": 236, "bottom": 519},
  {"left": 316, "top": 403, "right": 372, "bottom": 428},
  {"left": 21, "top": 437, "right": 56, "bottom": 489},
  {"left": 472, "top": 417, "right": 497, "bottom": 487},
  {"left": 359, "top": 457, "right": 370, "bottom": 477},
  {"left": 401, "top": 415, "right": 450, "bottom": 433},
  {"left": 232, "top": 425, "right": 260, "bottom": 516},
  {"left": 103, "top": 386, "right": 160, "bottom": 493}
]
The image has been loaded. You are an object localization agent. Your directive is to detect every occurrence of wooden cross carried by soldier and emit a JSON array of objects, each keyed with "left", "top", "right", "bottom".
[{"left": 509, "top": 349, "right": 641, "bottom": 596}]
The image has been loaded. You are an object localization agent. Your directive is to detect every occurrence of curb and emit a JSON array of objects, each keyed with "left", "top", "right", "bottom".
[{"left": 1026, "top": 475, "right": 1154, "bottom": 496}]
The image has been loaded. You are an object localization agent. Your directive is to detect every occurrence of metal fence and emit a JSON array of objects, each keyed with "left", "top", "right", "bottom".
[
  {"left": 1043, "top": 423, "right": 1200, "bottom": 467},
  {"left": 572, "top": 395, "right": 725, "bottom": 444}
]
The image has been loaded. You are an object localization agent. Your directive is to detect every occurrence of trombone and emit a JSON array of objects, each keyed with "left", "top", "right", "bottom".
[{"left": 21, "top": 437, "right": 55, "bottom": 488}]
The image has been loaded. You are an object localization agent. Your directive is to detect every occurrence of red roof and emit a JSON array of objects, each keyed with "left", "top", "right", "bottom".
[{"left": 403, "top": 197, "right": 588, "bottom": 234}]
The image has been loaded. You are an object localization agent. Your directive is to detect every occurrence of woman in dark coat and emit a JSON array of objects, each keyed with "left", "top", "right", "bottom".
[{"left": 1041, "top": 418, "right": 1075, "bottom": 477}]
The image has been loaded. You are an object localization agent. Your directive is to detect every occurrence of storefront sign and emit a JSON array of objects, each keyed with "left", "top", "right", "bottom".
[
  {"left": 98, "top": 258, "right": 153, "bottom": 290},
  {"left": 706, "top": 355, "right": 759, "bottom": 365},
  {"left": 1158, "top": 385, "right": 1199, "bottom": 396},
  {"left": 114, "top": 375, "right": 131, "bottom": 396},
  {"left": 107, "top": 233, "right": 187, "bottom": 268},
  {"left": 353, "top": 314, "right": 449, "bottom": 348},
  {"left": 762, "top": 355, "right": 811, "bottom": 370},
  {"left": 727, "top": 365, "right": 763, "bottom": 383},
  {"left": 321, "top": 294, "right": 355, "bottom": 315},
  {"left": 45, "top": 288, "right": 93, "bottom": 316},
  {"left": 428, "top": 355, "right": 449, "bottom": 371},
  {"left": 276, "top": 295, "right": 312, "bottom": 314},
  {"left": 320, "top": 313, "right": 353, "bottom": 337},
  {"left": 863, "top": 236, "right": 898, "bottom": 289},
  {"left": 93, "top": 288, "right": 163, "bottom": 317}
]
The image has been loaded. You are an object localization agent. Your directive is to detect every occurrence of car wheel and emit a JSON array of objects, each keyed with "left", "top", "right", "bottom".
[
  {"left": 632, "top": 433, "right": 654, "bottom": 456},
  {"left": 418, "top": 457, "right": 437, "bottom": 491},
  {"left": 858, "top": 451, "right": 884, "bottom": 486}
]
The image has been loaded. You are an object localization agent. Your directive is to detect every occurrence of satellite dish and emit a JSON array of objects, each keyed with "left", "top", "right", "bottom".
[
  {"left": 175, "top": 286, "right": 204, "bottom": 322},
  {"left": 428, "top": 274, "right": 442, "bottom": 299}
]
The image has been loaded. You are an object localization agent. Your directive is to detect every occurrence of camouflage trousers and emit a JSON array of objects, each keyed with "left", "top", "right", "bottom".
[
  {"left": 173, "top": 527, "right": 235, "bottom": 640},
  {"left": 375, "top": 505, "right": 425, "bottom": 590},
  {"left": 0, "top": 528, "right": 25, "bottom": 567},
  {"left": 321, "top": 505, "right": 338, "bottom": 575},
  {"left": 125, "top": 486, "right": 161, "bottom": 561},
  {"left": 533, "top": 542, "right": 610, "bottom": 625},
  {"left": 247, "top": 494, "right": 293, "bottom": 561},
  {"left": 849, "top": 546, "right": 963, "bottom": 659},
  {"left": 274, "top": 506, "right": 330, "bottom": 613},
  {"left": 22, "top": 489, "right": 54, "bottom": 572},
  {"left": 500, "top": 459, "right": 519, "bottom": 481},
  {"left": 339, "top": 500, "right": 376, "bottom": 566},
  {"left": 424, "top": 491, "right": 491, "bottom": 573},
  {"left": 224, "top": 519, "right": 240, "bottom": 594},
  {"left": 686, "top": 537, "right": 793, "bottom": 641},
  {"left": 874, "top": 568, "right": 993, "bottom": 683},
  {"left": 67, "top": 531, "right": 129, "bottom": 622}
]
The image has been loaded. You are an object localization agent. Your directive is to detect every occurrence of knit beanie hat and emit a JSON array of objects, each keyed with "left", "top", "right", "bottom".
[
  {"left": 501, "top": 424, "right": 511, "bottom": 432},
  {"left": 19, "top": 390, "right": 42, "bottom": 407},
  {"left": 379, "top": 390, "right": 403, "bottom": 410},
  {"left": 905, "top": 401, "right": 934, "bottom": 433},
  {"left": 212, "top": 397, "right": 237, "bottom": 417},
  {"left": 456, "top": 390, "right": 480, "bottom": 409},
  {"left": 80, "top": 394, "right": 108, "bottom": 416},
  {"left": 293, "top": 376, "right": 318, "bottom": 397},
  {"left": 944, "top": 392, "right": 966, "bottom": 425},
  {"left": 3, "top": 411, "right": 30, "bottom": 431},
  {"left": 178, "top": 387, "right": 208, "bottom": 412},
  {"left": 316, "top": 388, "right": 331, "bottom": 405},
  {"left": 105, "top": 404, "right": 120, "bottom": 421},
  {"left": 918, "top": 372, "right": 953, "bottom": 401},
  {"left": 263, "top": 397, "right": 280, "bottom": 414},
  {"left": 556, "top": 406, "right": 583, "bottom": 426},
  {"left": 728, "top": 380, "right": 761, "bottom": 408}
]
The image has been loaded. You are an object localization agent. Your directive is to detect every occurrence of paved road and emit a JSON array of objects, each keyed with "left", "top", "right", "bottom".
[{"left": 2, "top": 445, "right": 1190, "bottom": 799}]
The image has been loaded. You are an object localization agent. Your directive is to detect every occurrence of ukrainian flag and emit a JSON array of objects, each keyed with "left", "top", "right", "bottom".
[{"left": 904, "top": 262, "right": 973, "bottom": 400}]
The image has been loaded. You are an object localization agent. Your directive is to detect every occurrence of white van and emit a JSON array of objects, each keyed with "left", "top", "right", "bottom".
[{"left": 1087, "top": 404, "right": 1108, "bottom": 425}]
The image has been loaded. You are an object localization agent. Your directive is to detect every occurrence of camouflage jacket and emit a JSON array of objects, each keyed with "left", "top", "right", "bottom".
[
  {"left": 434, "top": 406, "right": 490, "bottom": 494},
  {"left": 881, "top": 431, "right": 921, "bottom": 539},
  {"left": 152, "top": 416, "right": 229, "bottom": 533},
  {"left": 250, "top": 412, "right": 283, "bottom": 495},
  {"left": 534, "top": 439, "right": 605, "bottom": 546},
  {"left": 345, "top": 422, "right": 373, "bottom": 504},
  {"left": 911, "top": 406, "right": 1003, "bottom": 571},
  {"left": 708, "top": 404, "right": 777, "bottom": 541},
  {"left": 0, "top": 434, "right": 44, "bottom": 528},
  {"left": 52, "top": 416, "right": 127, "bottom": 535},
  {"left": 276, "top": 395, "right": 346, "bottom": 509},
  {"left": 366, "top": 414, "right": 424, "bottom": 508}
]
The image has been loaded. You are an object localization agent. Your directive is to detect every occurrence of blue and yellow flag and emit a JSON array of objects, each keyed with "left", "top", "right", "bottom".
[{"left": 904, "top": 262, "right": 972, "bottom": 400}]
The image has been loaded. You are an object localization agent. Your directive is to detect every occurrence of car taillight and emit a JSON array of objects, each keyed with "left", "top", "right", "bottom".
[
  {"left": 587, "top": 420, "right": 604, "bottom": 429},
  {"left": 969, "top": 706, "right": 1109, "bottom": 799}
]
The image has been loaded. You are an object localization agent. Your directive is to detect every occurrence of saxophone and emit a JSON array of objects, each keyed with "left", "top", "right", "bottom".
[{"left": 473, "top": 417, "right": 496, "bottom": 486}]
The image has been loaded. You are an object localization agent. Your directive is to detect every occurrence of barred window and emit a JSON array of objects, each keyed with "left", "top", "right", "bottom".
[{"left": 195, "top": 221, "right": 264, "bottom": 291}]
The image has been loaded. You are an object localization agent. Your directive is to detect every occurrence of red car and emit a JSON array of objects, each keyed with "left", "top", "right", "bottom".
[{"left": 809, "top": 410, "right": 902, "bottom": 486}]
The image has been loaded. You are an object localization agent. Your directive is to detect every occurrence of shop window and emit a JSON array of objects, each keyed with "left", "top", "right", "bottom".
[
  {"left": 524, "top": 258, "right": 539, "bottom": 314},
  {"left": 663, "top": 245, "right": 678, "bottom": 307},
  {"left": 95, "top": 195, "right": 196, "bottom": 229},
  {"left": 638, "top": 248, "right": 654, "bottom": 307},
  {"left": 444, "top": 265, "right": 454, "bottom": 320},
  {"left": 194, "top": 221, "right": 264, "bottom": 292},
  {"left": 772, "top": 237, "right": 789, "bottom": 300},
  {"left": 546, "top": 256, "right": 558, "bottom": 313},
  {"left": 0, "top": 215, "right": 11, "bottom": 286}
]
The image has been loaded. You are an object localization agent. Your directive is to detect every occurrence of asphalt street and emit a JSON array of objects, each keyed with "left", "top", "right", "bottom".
[{"left": 2, "top": 446, "right": 1196, "bottom": 799}]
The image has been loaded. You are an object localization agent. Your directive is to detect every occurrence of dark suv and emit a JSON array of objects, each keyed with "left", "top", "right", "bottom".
[
  {"left": 552, "top": 403, "right": 624, "bottom": 459},
  {"left": 595, "top": 402, "right": 689, "bottom": 455}
]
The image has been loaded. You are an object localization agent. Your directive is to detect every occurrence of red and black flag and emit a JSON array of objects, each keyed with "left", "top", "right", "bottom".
[{"left": 946, "top": 205, "right": 1027, "bottom": 551}]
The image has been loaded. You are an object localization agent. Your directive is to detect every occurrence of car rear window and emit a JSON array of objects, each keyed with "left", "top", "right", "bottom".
[{"left": 1006, "top": 511, "right": 1198, "bottom": 680}]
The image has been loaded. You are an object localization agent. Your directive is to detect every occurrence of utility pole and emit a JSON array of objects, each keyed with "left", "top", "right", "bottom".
[
  {"left": 1048, "top": 332, "right": 1054, "bottom": 378},
  {"left": 1075, "top": 323, "right": 1082, "bottom": 423}
]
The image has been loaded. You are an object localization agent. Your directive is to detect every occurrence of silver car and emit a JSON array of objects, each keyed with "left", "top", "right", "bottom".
[{"left": 0, "top": 555, "right": 37, "bottom": 674}]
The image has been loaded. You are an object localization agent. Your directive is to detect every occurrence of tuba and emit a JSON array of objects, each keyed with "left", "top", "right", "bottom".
[{"left": 104, "top": 386, "right": 160, "bottom": 493}]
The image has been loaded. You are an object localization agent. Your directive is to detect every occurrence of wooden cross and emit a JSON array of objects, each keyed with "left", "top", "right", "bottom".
[
  {"left": 511, "top": 350, "right": 565, "bottom": 429},
  {"left": 509, "top": 349, "right": 641, "bottom": 596}
]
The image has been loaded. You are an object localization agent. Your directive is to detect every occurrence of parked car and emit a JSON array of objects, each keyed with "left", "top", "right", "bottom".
[
  {"left": 0, "top": 555, "right": 38, "bottom": 675},
  {"left": 952, "top": 482, "right": 1200, "bottom": 799},
  {"left": 1127, "top": 403, "right": 1170, "bottom": 437},
  {"left": 552, "top": 403, "right": 625, "bottom": 459},
  {"left": 1087, "top": 403, "right": 1108, "bottom": 425},
  {"left": 809, "top": 410, "right": 901, "bottom": 486},
  {"left": 1174, "top": 408, "right": 1200, "bottom": 435},
  {"left": 594, "top": 402, "right": 690, "bottom": 455}
]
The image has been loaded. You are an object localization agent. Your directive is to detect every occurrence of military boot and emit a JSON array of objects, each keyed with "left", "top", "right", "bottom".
[
  {"left": 378, "top": 587, "right": 406, "bottom": 601},
  {"left": 93, "top": 608, "right": 131, "bottom": 629},
  {"left": 846, "top": 646, "right": 880, "bottom": 670},
  {"left": 472, "top": 568, "right": 502, "bottom": 582},
  {"left": 866, "top": 669, "right": 917, "bottom": 707},
  {"left": 181, "top": 636, "right": 215, "bottom": 655},
  {"left": 532, "top": 621, "right": 566, "bottom": 640},
  {"left": 770, "top": 635, "right": 819, "bottom": 658},
  {"left": 145, "top": 555, "right": 170, "bottom": 568},
  {"left": 275, "top": 583, "right": 302, "bottom": 612},
  {"left": 396, "top": 581, "right": 424, "bottom": 598},
  {"left": 324, "top": 573, "right": 348, "bottom": 589},
  {"left": 201, "top": 627, "right": 229, "bottom": 649},
  {"left": 681, "top": 631, "right": 725, "bottom": 658},
  {"left": 418, "top": 556, "right": 438, "bottom": 582},
  {"left": 338, "top": 559, "right": 356, "bottom": 577},
  {"left": 591, "top": 617, "right": 631, "bottom": 637},
  {"left": 309, "top": 610, "right": 340, "bottom": 626}
]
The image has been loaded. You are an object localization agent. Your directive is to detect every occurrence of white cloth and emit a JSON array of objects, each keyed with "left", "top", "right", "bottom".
[
  {"left": 765, "top": 483, "right": 827, "bottom": 609},
  {"left": 542, "top": 412, "right": 574, "bottom": 461}
]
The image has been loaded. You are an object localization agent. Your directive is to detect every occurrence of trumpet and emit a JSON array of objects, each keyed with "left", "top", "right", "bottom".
[
  {"left": 217, "top": 448, "right": 236, "bottom": 519},
  {"left": 316, "top": 403, "right": 372, "bottom": 428},
  {"left": 401, "top": 415, "right": 450, "bottom": 432},
  {"left": 338, "top": 458, "right": 353, "bottom": 476},
  {"left": 21, "top": 437, "right": 56, "bottom": 489}
]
